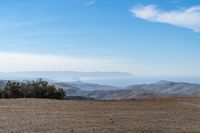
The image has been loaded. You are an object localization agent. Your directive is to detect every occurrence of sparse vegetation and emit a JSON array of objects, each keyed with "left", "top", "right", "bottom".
[
  {"left": 0, "top": 79, "right": 65, "bottom": 99},
  {"left": 0, "top": 97, "right": 199, "bottom": 133}
]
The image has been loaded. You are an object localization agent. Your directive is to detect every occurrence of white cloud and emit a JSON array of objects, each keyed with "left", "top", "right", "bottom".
[
  {"left": 0, "top": 52, "right": 132, "bottom": 72},
  {"left": 130, "top": 5, "right": 200, "bottom": 32}
]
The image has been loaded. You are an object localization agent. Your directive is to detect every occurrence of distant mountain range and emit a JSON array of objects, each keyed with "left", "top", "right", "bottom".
[
  {"left": 53, "top": 80, "right": 200, "bottom": 100},
  {"left": 0, "top": 79, "right": 200, "bottom": 100},
  {"left": 66, "top": 81, "right": 120, "bottom": 91}
]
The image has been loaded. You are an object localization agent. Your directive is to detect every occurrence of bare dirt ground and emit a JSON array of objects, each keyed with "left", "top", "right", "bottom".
[{"left": 0, "top": 97, "right": 200, "bottom": 133}]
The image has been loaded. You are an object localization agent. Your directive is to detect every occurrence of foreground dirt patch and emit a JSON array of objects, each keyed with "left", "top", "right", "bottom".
[{"left": 0, "top": 97, "right": 199, "bottom": 133}]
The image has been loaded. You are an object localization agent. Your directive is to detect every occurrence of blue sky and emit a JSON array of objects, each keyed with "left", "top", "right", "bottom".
[{"left": 0, "top": 0, "right": 200, "bottom": 76}]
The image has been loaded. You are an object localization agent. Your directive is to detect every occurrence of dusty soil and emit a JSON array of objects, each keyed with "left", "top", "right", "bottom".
[{"left": 0, "top": 97, "right": 200, "bottom": 133}]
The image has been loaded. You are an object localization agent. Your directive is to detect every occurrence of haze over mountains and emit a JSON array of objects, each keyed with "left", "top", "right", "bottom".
[
  {"left": 1, "top": 71, "right": 200, "bottom": 87},
  {"left": 55, "top": 80, "right": 200, "bottom": 100},
  {"left": 0, "top": 78, "right": 200, "bottom": 100},
  {"left": 0, "top": 71, "right": 200, "bottom": 100},
  {"left": 0, "top": 71, "right": 134, "bottom": 86}
]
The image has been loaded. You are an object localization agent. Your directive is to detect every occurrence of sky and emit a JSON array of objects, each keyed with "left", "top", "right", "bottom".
[{"left": 0, "top": 0, "right": 200, "bottom": 76}]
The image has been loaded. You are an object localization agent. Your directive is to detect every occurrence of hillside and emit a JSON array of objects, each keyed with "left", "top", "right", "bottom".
[
  {"left": 68, "top": 81, "right": 120, "bottom": 91},
  {"left": 53, "top": 82, "right": 82, "bottom": 96},
  {"left": 62, "top": 81, "right": 200, "bottom": 100},
  {"left": 126, "top": 81, "right": 200, "bottom": 96}
]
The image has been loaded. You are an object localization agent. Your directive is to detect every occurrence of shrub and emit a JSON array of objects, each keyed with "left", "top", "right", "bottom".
[{"left": 0, "top": 79, "right": 65, "bottom": 99}]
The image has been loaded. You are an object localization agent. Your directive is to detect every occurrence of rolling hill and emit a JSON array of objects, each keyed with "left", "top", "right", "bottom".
[
  {"left": 61, "top": 81, "right": 200, "bottom": 100},
  {"left": 126, "top": 81, "right": 200, "bottom": 96}
]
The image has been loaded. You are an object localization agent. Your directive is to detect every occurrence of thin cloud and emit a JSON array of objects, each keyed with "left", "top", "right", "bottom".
[
  {"left": 170, "top": 0, "right": 180, "bottom": 4},
  {"left": 68, "top": 0, "right": 96, "bottom": 6},
  {"left": 83, "top": 0, "right": 96, "bottom": 6},
  {"left": 130, "top": 5, "right": 200, "bottom": 32},
  {"left": 0, "top": 52, "right": 133, "bottom": 72}
]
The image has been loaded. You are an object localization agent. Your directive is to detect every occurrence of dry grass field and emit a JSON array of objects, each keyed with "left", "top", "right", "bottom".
[{"left": 0, "top": 97, "right": 200, "bottom": 133}]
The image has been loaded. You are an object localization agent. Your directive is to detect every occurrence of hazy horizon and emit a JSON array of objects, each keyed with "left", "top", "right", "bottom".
[{"left": 0, "top": 71, "right": 200, "bottom": 87}]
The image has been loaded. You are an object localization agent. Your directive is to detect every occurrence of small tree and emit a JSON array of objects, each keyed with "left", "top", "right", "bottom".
[{"left": 0, "top": 89, "right": 3, "bottom": 98}]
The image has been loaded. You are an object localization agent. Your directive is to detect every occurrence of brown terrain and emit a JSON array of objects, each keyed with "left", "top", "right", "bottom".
[{"left": 0, "top": 97, "right": 200, "bottom": 133}]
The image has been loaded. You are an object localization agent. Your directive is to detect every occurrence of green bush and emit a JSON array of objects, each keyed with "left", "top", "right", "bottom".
[{"left": 0, "top": 79, "right": 65, "bottom": 99}]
